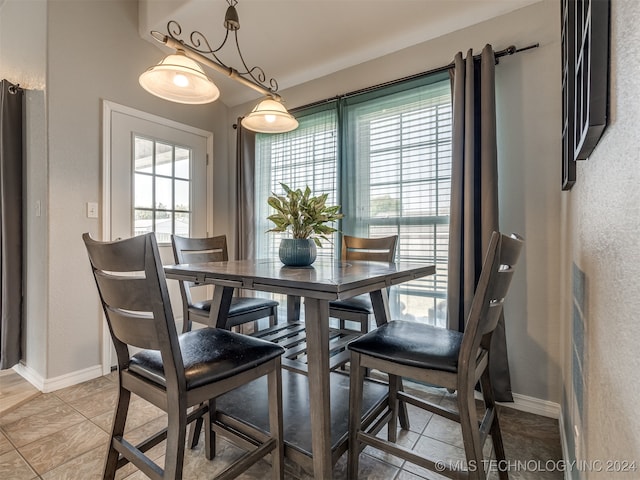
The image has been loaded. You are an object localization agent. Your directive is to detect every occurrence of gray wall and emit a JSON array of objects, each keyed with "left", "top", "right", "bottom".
[
  {"left": 2, "top": 0, "right": 229, "bottom": 381},
  {"left": 230, "top": 0, "right": 563, "bottom": 404},
  {"left": 45, "top": 0, "right": 229, "bottom": 378},
  {"left": 564, "top": 0, "right": 640, "bottom": 470},
  {"left": 1, "top": 0, "right": 48, "bottom": 378}
]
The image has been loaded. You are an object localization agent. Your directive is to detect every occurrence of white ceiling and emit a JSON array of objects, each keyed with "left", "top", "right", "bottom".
[{"left": 139, "top": 0, "right": 542, "bottom": 107}]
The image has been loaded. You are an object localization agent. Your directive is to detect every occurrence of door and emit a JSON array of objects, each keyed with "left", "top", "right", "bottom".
[{"left": 102, "top": 101, "right": 213, "bottom": 371}]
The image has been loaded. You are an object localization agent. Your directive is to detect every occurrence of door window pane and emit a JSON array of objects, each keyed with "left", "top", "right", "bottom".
[
  {"left": 134, "top": 173, "right": 153, "bottom": 208},
  {"left": 134, "top": 137, "right": 153, "bottom": 173},
  {"left": 133, "top": 136, "right": 193, "bottom": 243},
  {"left": 175, "top": 147, "right": 190, "bottom": 179},
  {"left": 155, "top": 142, "right": 173, "bottom": 176},
  {"left": 175, "top": 179, "right": 190, "bottom": 211}
]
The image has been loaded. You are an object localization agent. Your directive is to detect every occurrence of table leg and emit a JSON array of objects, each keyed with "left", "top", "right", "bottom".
[
  {"left": 369, "top": 289, "right": 410, "bottom": 430},
  {"left": 209, "top": 285, "right": 234, "bottom": 328},
  {"left": 369, "top": 289, "right": 391, "bottom": 328},
  {"left": 287, "top": 294, "right": 301, "bottom": 322},
  {"left": 302, "top": 297, "right": 333, "bottom": 479}
]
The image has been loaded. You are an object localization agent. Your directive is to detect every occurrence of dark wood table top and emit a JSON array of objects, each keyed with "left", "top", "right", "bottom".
[{"left": 164, "top": 258, "right": 436, "bottom": 300}]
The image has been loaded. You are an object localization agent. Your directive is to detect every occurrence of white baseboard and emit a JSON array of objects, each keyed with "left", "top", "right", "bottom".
[
  {"left": 14, "top": 363, "right": 104, "bottom": 393},
  {"left": 498, "top": 392, "right": 561, "bottom": 419}
]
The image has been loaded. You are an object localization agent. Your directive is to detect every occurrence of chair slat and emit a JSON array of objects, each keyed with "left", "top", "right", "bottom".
[
  {"left": 500, "top": 233, "right": 524, "bottom": 266},
  {"left": 488, "top": 268, "right": 515, "bottom": 303},
  {"left": 107, "top": 308, "right": 161, "bottom": 350},
  {"left": 95, "top": 273, "right": 156, "bottom": 312},
  {"left": 84, "top": 234, "right": 148, "bottom": 272},
  {"left": 182, "top": 251, "right": 225, "bottom": 264},
  {"left": 343, "top": 235, "right": 398, "bottom": 263}
]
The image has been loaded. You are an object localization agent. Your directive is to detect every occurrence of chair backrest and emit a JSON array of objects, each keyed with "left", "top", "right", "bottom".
[
  {"left": 459, "top": 232, "right": 524, "bottom": 375},
  {"left": 83, "top": 233, "right": 183, "bottom": 376},
  {"left": 171, "top": 234, "right": 229, "bottom": 308},
  {"left": 342, "top": 235, "right": 398, "bottom": 263}
]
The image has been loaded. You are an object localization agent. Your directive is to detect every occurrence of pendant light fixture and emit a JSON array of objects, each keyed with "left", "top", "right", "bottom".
[{"left": 139, "top": 0, "right": 298, "bottom": 133}]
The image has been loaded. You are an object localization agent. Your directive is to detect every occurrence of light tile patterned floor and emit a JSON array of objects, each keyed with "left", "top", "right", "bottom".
[{"left": 0, "top": 371, "right": 563, "bottom": 479}]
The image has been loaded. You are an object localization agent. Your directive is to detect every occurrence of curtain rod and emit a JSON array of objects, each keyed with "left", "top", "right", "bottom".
[
  {"left": 291, "top": 43, "right": 539, "bottom": 112},
  {"left": 7, "top": 84, "right": 23, "bottom": 94}
]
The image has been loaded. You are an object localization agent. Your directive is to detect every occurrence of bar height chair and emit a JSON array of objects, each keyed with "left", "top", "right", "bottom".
[
  {"left": 83, "top": 233, "right": 285, "bottom": 480},
  {"left": 347, "top": 231, "right": 523, "bottom": 480},
  {"left": 329, "top": 235, "right": 398, "bottom": 334},
  {"left": 172, "top": 234, "right": 279, "bottom": 333}
]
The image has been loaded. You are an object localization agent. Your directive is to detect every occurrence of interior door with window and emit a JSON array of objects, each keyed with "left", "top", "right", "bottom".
[{"left": 103, "top": 101, "right": 212, "bottom": 370}]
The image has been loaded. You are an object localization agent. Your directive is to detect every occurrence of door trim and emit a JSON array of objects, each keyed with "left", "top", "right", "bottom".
[{"left": 101, "top": 100, "right": 214, "bottom": 374}]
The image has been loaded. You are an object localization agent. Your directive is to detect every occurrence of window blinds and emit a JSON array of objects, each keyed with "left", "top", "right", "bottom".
[{"left": 255, "top": 74, "right": 452, "bottom": 326}]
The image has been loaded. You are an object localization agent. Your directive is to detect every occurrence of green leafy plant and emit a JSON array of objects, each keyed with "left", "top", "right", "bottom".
[{"left": 267, "top": 183, "right": 344, "bottom": 247}]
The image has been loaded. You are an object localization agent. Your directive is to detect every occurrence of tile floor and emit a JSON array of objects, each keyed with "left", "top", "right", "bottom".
[{"left": 0, "top": 370, "right": 563, "bottom": 480}]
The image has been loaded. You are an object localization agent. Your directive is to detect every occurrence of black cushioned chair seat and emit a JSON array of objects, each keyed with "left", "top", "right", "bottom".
[
  {"left": 329, "top": 294, "right": 372, "bottom": 314},
  {"left": 130, "top": 328, "right": 285, "bottom": 390},
  {"left": 347, "top": 320, "right": 462, "bottom": 373},
  {"left": 191, "top": 297, "right": 279, "bottom": 316}
]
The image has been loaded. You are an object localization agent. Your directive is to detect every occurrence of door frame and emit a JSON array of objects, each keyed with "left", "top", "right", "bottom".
[{"left": 101, "top": 100, "right": 214, "bottom": 374}]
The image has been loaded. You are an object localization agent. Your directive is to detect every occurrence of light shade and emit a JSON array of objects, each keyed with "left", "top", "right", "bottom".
[
  {"left": 139, "top": 51, "right": 220, "bottom": 104},
  {"left": 241, "top": 98, "right": 299, "bottom": 133}
]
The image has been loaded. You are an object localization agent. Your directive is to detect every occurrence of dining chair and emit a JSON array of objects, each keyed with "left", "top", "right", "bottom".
[
  {"left": 171, "top": 234, "right": 279, "bottom": 333},
  {"left": 83, "top": 233, "right": 285, "bottom": 480},
  {"left": 347, "top": 231, "right": 523, "bottom": 480},
  {"left": 329, "top": 235, "right": 398, "bottom": 334}
]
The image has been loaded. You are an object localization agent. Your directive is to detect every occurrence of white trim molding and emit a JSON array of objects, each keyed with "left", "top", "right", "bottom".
[
  {"left": 500, "top": 392, "right": 561, "bottom": 419},
  {"left": 14, "top": 363, "right": 103, "bottom": 393}
]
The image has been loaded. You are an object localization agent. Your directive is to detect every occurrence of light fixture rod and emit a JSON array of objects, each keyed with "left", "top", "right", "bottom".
[{"left": 155, "top": 33, "right": 282, "bottom": 102}]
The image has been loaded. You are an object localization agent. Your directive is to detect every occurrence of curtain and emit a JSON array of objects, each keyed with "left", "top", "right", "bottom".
[
  {"left": 447, "top": 46, "right": 513, "bottom": 401},
  {"left": 234, "top": 118, "right": 256, "bottom": 260},
  {"left": 0, "top": 79, "right": 24, "bottom": 370}
]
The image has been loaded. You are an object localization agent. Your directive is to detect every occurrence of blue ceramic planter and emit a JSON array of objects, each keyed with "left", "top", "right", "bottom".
[{"left": 279, "top": 238, "right": 317, "bottom": 266}]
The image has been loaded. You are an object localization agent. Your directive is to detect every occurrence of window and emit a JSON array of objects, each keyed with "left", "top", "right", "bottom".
[
  {"left": 255, "top": 106, "right": 339, "bottom": 260},
  {"left": 133, "top": 136, "right": 192, "bottom": 243},
  {"left": 255, "top": 73, "right": 452, "bottom": 326}
]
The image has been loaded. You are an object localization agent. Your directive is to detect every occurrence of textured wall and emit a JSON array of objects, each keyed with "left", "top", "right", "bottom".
[{"left": 567, "top": 0, "right": 640, "bottom": 473}]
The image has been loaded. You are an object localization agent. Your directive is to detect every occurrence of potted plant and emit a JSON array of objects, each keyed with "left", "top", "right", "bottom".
[{"left": 267, "top": 183, "right": 343, "bottom": 266}]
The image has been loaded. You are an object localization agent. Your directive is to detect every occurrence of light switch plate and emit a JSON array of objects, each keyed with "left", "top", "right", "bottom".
[{"left": 87, "top": 202, "right": 99, "bottom": 218}]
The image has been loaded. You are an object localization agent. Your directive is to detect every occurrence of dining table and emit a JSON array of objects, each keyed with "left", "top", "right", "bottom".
[{"left": 165, "top": 257, "right": 435, "bottom": 479}]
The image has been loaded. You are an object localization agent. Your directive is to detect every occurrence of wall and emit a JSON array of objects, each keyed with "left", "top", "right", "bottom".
[
  {"left": 44, "top": 0, "right": 228, "bottom": 380},
  {"left": 230, "top": 0, "right": 563, "bottom": 405},
  {"left": 0, "top": 0, "right": 229, "bottom": 384},
  {"left": 564, "top": 0, "right": 640, "bottom": 475},
  {"left": 0, "top": 0, "right": 48, "bottom": 379}
]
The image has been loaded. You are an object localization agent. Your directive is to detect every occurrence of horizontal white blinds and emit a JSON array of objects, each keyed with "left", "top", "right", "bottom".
[
  {"left": 255, "top": 77, "right": 452, "bottom": 326},
  {"left": 255, "top": 107, "right": 339, "bottom": 260},
  {"left": 343, "top": 80, "right": 452, "bottom": 326}
]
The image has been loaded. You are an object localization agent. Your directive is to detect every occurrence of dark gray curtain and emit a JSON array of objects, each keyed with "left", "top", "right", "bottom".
[
  {"left": 234, "top": 118, "right": 256, "bottom": 260},
  {"left": 0, "top": 80, "right": 24, "bottom": 370},
  {"left": 447, "top": 46, "right": 513, "bottom": 401}
]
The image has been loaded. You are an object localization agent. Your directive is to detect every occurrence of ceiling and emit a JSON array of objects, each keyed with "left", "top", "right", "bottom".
[{"left": 139, "top": 0, "right": 542, "bottom": 107}]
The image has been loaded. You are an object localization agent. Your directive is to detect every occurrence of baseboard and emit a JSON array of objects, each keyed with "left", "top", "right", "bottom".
[
  {"left": 497, "top": 392, "right": 561, "bottom": 419},
  {"left": 14, "top": 363, "right": 103, "bottom": 393}
]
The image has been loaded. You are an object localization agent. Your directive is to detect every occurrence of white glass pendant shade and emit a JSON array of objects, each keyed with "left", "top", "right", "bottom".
[
  {"left": 139, "top": 52, "right": 220, "bottom": 104},
  {"left": 241, "top": 98, "right": 299, "bottom": 133}
]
